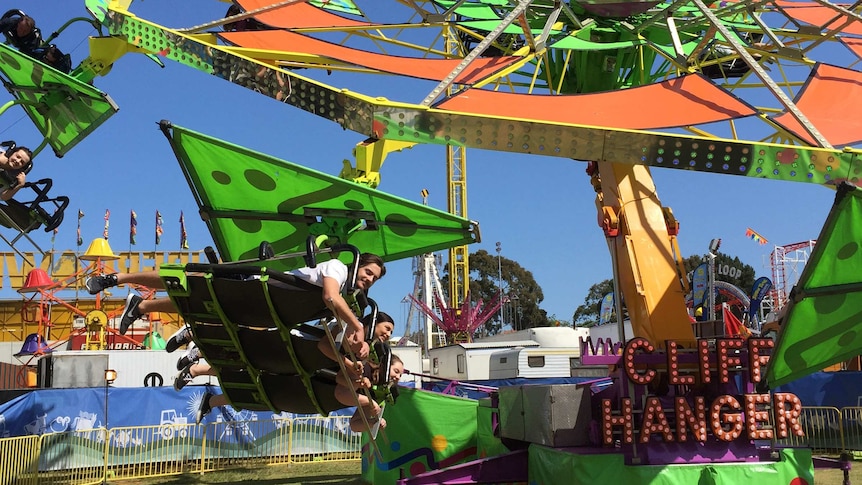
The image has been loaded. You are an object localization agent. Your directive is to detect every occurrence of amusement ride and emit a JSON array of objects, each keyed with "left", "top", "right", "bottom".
[{"left": 1, "top": 0, "right": 862, "bottom": 482}]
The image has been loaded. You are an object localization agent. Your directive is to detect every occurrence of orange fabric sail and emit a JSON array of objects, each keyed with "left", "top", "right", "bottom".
[{"left": 437, "top": 74, "right": 757, "bottom": 130}]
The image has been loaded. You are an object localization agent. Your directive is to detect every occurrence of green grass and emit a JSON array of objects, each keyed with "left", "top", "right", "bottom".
[
  {"left": 816, "top": 460, "right": 859, "bottom": 485},
  {"left": 118, "top": 461, "right": 363, "bottom": 484}
]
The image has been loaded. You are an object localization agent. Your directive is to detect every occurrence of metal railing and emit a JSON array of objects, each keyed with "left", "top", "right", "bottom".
[
  {"left": 0, "top": 415, "right": 360, "bottom": 485},
  {"left": 5, "top": 406, "right": 862, "bottom": 484}
]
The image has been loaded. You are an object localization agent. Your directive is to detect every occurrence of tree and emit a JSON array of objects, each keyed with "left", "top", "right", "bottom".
[
  {"left": 571, "top": 279, "right": 615, "bottom": 327},
  {"left": 684, "top": 251, "right": 757, "bottom": 319},
  {"left": 443, "top": 249, "right": 549, "bottom": 335},
  {"left": 572, "top": 251, "right": 757, "bottom": 325},
  {"left": 683, "top": 252, "right": 756, "bottom": 297}
]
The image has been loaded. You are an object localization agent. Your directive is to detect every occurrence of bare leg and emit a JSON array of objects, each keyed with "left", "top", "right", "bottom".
[
  {"left": 189, "top": 362, "right": 216, "bottom": 378},
  {"left": 210, "top": 393, "right": 229, "bottom": 407},
  {"left": 349, "top": 403, "right": 384, "bottom": 433},
  {"left": 137, "top": 297, "right": 177, "bottom": 314},
  {"left": 116, "top": 270, "right": 165, "bottom": 289}
]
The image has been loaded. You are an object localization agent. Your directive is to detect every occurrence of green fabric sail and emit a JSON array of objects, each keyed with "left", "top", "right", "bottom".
[
  {"left": 0, "top": 44, "right": 118, "bottom": 157},
  {"left": 528, "top": 446, "right": 812, "bottom": 484},
  {"left": 767, "top": 183, "right": 862, "bottom": 387},
  {"left": 361, "top": 388, "right": 479, "bottom": 484},
  {"left": 159, "top": 122, "right": 479, "bottom": 269}
]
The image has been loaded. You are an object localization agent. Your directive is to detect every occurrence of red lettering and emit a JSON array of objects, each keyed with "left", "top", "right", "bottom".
[
  {"left": 602, "top": 398, "right": 634, "bottom": 445},
  {"left": 716, "top": 339, "right": 744, "bottom": 383},
  {"left": 747, "top": 338, "right": 773, "bottom": 383},
  {"left": 667, "top": 340, "right": 694, "bottom": 385},
  {"left": 745, "top": 394, "right": 773, "bottom": 439},
  {"left": 675, "top": 396, "right": 707, "bottom": 442},
  {"left": 710, "top": 395, "right": 743, "bottom": 441},
  {"left": 623, "top": 338, "right": 655, "bottom": 385},
  {"left": 773, "top": 393, "right": 804, "bottom": 439},
  {"left": 698, "top": 339, "right": 711, "bottom": 384},
  {"left": 639, "top": 397, "right": 673, "bottom": 443}
]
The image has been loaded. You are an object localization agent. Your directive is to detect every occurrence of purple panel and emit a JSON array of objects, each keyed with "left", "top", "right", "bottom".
[{"left": 396, "top": 449, "right": 528, "bottom": 485}]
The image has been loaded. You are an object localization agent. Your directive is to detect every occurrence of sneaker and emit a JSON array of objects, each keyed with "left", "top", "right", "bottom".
[
  {"left": 174, "top": 363, "right": 195, "bottom": 391},
  {"left": 176, "top": 344, "right": 201, "bottom": 371},
  {"left": 166, "top": 326, "right": 192, "bottom": 353},
  {"left": 196, "top": 391, "right": 214, "bottom": 424},
  {"left": 118, "top": 294, "right": 143, "bottom": 335},
  {"left": 85, "top": 274, "right": 117, "bottom": 295}
]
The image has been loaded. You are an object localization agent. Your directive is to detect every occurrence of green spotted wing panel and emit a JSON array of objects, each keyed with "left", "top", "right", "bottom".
[
  {"left": 767, "top": 183, "right": 862, "bottom": 386},
  {"left": 164, "top": 123, "right": 478, "bottom": 270},
  {"left": 0, "top": 44, "right": 118, "bottom": 157}
]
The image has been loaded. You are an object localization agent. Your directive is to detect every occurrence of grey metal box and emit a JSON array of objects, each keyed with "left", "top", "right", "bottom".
[
  {"left": 49, "top": 354, "right": 109, "bottom": 388},
  {"left": 499, "top": 384, "right": 591, "bottom": 447}
]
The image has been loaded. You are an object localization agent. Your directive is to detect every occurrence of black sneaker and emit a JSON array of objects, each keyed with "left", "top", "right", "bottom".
[
  {"left": 176, "top": 344, "right": 201, "bottom": 371},
  {"left": 118, "top": 294, "right": 143, "bottom": 335},
  {"left": 85, "top": 274, "right": 117, "bottom": 295},
  {"left": 166, "top": 326, "right": 192, "bottom": 353},
  {"left": 174, "top": 363, "right": 195, "bottom": 391},
  {"left": 196, "top": 391, "right": 214, "bottom": 424}
]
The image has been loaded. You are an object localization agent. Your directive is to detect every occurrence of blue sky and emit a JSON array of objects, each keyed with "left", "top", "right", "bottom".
[{"left": 0, "top": 1, "right": 844, "bottom": 337}]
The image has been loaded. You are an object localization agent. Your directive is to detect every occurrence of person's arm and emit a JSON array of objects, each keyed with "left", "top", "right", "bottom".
[
  {"left": 317, "top": 329, "right": 365, "bottom": 378},
  {"left": 0, "top": 172, "right": 25, "bottom": 201},
  {"left": 334, "top": 379, "right": 372, "bottom": 408},
  {"left": 321, "top": 275, "right": 368, "bottom": 359}
]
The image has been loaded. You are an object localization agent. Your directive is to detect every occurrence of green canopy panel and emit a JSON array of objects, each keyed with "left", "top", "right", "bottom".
[
  {"left": 767, "top": 182, "right": 862, "bottom": 387},
  {"left": 158, "top": 121, "right": 480, "bottom": 270},
  {"left": 0, "top": 44, "right": 119, "bottom": 157}
]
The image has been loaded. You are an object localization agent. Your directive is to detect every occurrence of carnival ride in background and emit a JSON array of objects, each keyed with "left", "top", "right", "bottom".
[
  {"left": 12, "top": 238, "right": 177, "bottom": 349},
  {"left": 74, "top": 0, "right": 862, "bottom": 345},
  {"left": 406, "top": 250, "right": 505, "bottom": 345},
  {"left": 2, "top": 0, "right": 862, "bottom": 482}
]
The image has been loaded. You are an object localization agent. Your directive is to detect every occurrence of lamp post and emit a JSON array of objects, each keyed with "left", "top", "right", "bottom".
[
  {"left": 496, "top": 242, "right": 503, "bottom": 328},
  {"left": 708, "top": 238, "right": 721, "bottom": 322},
  {"left": 510, "top": 295, "right": 519, "bottom": 330},
  {"left": 104, "top": 369, "right": 117, "bottom": 431}
]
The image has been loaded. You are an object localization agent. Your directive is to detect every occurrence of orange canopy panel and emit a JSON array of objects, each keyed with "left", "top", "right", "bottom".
[
  {"left": 773, "top": 1, "right": 862, "bottom": 35},
  {"left": 436, "top": 74, "right": 757, "bottom": 130},
  {"left": 237, "top": 0, "right": 373, "bottom": 29},
  {"left": 771, "top": 63, "right": 862, "bottom": 147},
  {"left": 841, "top": 37, "right": 862, "bottom": 59},
  {"left": 219, "top": 30, "right": 520, "bottom": 84}
]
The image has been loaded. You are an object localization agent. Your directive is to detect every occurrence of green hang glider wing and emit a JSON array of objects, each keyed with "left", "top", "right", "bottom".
[
  {"left": 767, "top": 182, "right": 862, "bottom": 387},
  {"left": 0, "top": 44, "right": 118, "bottom": 157},
  {"left": 158, "top": 121, "right": 480, "bottom": 269}
]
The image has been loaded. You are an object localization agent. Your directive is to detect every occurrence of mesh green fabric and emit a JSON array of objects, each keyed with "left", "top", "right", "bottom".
[
  {"left": 164, "top": 124, "right": 478, "bottom": 269},
  {"left": 529, "top": 446, "right": 812, "bottom": 485},
  {"left": 361, "top": 387, "right": 479, "bottom": 484},
  {"left": 0, "top": 44, "right": 118, "bottom": 156},
  {"left": 767, "top": 183, "right": 862, "bottom": 386}
]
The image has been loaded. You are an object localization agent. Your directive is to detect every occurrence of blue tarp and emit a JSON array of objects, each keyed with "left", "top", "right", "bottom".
[
  {"left": 0, "top": 385, "right": 353, "bottom": 438},
  {"left": 776, "top": 371, "right": 862, "bottom": 408},
  {"left": 423, "top": 377, "right": 596, "bottom": 400},
  {"left": 0, "top": 372, "right": 853, "bottom": 439}
]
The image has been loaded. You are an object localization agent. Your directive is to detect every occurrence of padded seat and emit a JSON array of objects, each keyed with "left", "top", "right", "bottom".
[{"left": 161, "top": 261, "right": 364, "bottom": 416}]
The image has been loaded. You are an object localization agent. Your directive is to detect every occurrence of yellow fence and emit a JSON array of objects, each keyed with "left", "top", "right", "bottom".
[
  {"left": 0, "top": 415, "right": 360, "bottom": 485},
  {"left": 5, "top": 406, "right": 862, "bottom": 483}
]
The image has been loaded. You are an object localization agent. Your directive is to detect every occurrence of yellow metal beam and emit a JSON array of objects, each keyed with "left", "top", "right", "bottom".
[
  {"left": 340, "top": 138, "right": 417, "bottom": 188},
  {"left": 594, "top": 161, "right": 696, "bottom": 346}
]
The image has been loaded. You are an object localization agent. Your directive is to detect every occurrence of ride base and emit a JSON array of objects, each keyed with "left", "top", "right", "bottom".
[{"left": 373, "top": 336, "right": 820, "bottom": 485}]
